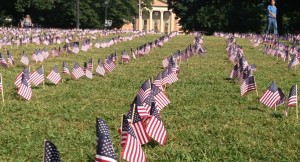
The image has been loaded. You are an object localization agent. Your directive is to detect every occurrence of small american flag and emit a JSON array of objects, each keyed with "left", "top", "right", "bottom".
[
  {"left": 0, "top": 52, "right": 8, "bottom": 68},
  {"left": 95, "top": 118, "right": 117, "bottom": 162},
  {"left": 230, "top": 64, "right": 239, "bottom": 79},
  {"left": 121, "top": 50, "right": 130, "bottom": 64},
  {"left": 142, "top": 91, "right": 155, "bottom": 114},
  {"left": 84, "top": 62, "right": 93, "bottom": 79},
  {"left": 62, "top": 61, "right": 70, "bottom": 75},
  {"left": 122, "top": 116, "right": 146, "bottom": 162},
  {"left": 96, "top": 59, "right": 106, "bottom": 76},
  {"left": 287, "top": 85, "right": 297, "bottom": 107},
  {"left": 120, "top": 115, "right": 129, "bottom": 146},
  {"left": 152, "top": 85, "right": 170, "bottom": 111},
  {"left": 146, "top": 102, "right": 167, "bottom": 145},
  {"left": 276, "top": 88, "right": 286, "bottom": 106},
  {"left": 138, "top": 79, "right": 151, "bottom": 102},
  {"left": 259, "top": 82, "right": 281, "bottom": 108},
  {"left": 153, "top": 72, "right": 163, "bottom": 90},
  {"left": 72, "top": 62, "right": 84, "bottom": 79},
  {"left": 20, "top": 51, "right": 29, "bottom": 66},
  {"left": 14, "top": 67, "right": 30, "bottom": 88},
  {"left": 161, "top": 68, "right": 169, "bottom": 87},
  {"left": 7, "top": 51, "right": 15, "bottom": 66},
  {"left": 104, "top": 58, "right": 116, "bottom": 73},
  {"left": 132, "top": 95, "right": 149, "bottom": 118},
  {"left": 44, "top": 140, "right": 61, "bottom": 162},
  {"left": 129, "top": 105, "right": 149, "bottom": 145},
  {"left": 167, "top": 66, "right": 178, "bottom": 84},
  {"left": 240, "top": 76, "right": 256, "bottom": 96},
  {"left": 162, "top": 57, "right": 170, "bottom": 68},
  {"left": 87, "top": 58, "right": 93, "bottom": 70},
  {"left": 285, "top": 85, "right": 297, "bottom": 116},
  {"left": 30, "top": 66, "right": 44, "bottom": 86},
  {"left": 288, "top": 55, "right": 299, "bottom": 69},
  {"left": 47, "top": 66, "right": 61, "bottom": 85},
  {"left": 17, "top": 74, "right": 32, "bottom": 100}
]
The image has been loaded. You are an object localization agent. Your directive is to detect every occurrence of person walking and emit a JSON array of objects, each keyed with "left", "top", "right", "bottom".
[{"left": 265, "top": 0, "right": 278, "bottom": 35}]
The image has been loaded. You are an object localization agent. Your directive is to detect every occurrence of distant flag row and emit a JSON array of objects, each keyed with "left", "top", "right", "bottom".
[{"left": 226, "top": 36, "right": 298, "bottom": 117}]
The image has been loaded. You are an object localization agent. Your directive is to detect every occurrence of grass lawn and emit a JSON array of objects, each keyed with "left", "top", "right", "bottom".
[{"left": 0, "top": 34, "right": 300, "bottom": 161}]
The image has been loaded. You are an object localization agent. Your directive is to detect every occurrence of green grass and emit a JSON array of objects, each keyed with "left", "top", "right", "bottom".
[{"left": 1, "top": 34, "right": 300, "bottom": 161}]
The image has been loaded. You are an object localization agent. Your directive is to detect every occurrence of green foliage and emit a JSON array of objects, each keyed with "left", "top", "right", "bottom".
[{"left": 168, "top": 0, "right": 300, "bottom": 34}]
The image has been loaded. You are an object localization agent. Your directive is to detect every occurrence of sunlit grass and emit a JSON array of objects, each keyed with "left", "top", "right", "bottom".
[{"left": 1, "top": 35, "right": 300, "bottom": 161}]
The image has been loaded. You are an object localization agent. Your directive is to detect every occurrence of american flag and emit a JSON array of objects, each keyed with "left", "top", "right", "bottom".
[
  {"left": 120, "top": 115, "right": 129, "bottom": 146},
  {"left": 142, "top": 91, "right": 155, "bottom": 114},
  {"left": 20, "top": 51, "right": 29, "bottom": 66},
  {"left": 62, "top": 61, "right": 70, "bottom": 75},
  {"left": 287, "top": 85, "right": 297, "bottom": 107},
  {"left": 7, "top": 51, "right": 15, "bottom": 66},
  {"left": 167, "top": 66, "right": 178, "bottom": 84},
  {"left": 104, "top": 58, "right": 116, "bottom": 73},
  {"left": 72, "top": 62, "right": 84, "bottom": 79},
  {"left": 152, "top": 85, "right": 170, "bottom": 111},
  {"left": 230, "top": 64, "right": 239, "bottom": 79},
  {"left": 239, "top": 56, "right": 248, "bottom": 72},
  {"left": 84, "top": 62, "right": 93, "bottom": 79},
  {"left": 138, "top": 79, "right": 151, "bottom": 102},
  {"left": 121, "top": 50, "right": 130, "bottom": 64},
  {"left": 0, "top": 52, "right": 7, "bottom": 68},
  {"left": 146, "top": 102, "right": 167, "bottom": 145},
  {"left": 288, "top": 55, "right": 299, "bottom": 69},
  {"left": 41, "top": 48, "right": 49, "bottom": 59},
  {"left": 47, "top": 66, "right": 61, "bottom": 85},
  {"left": 132, "top": 95, "right": 149, "bottom": 118},
  {"left": 96, "top": 59, "right": 106, "bottom": 76},
  {"left": 162, "top": 57, "right": 170, "bottom": 68},
  {"left": 259, "top": 82, "right": 281, "bottom": 108},
  {"left": 153, "top": 72, "right": 163, "bottom": 90},
  {"left": 95, "top": 118, "right": 117, "bottom": 162},
  {"left": 276, "top": 88, "right": 286, "bottom": 106},
  {"left": 161, "top": 68, "right": 169, "bottom": 87},
  {"left": 43, "top": 140, "right": 61, "bottom": 162},
  {"left": 17, "top": 74, "right": 32, "bottom": 100},
  {"left": 129, "top": 105, "right": 149, "bottom": 145},
  {"left": 71, "top": 43, "right": 79, "bottom": 54},
  {"left": 240, "top": 76, "right": 256, "bottom": 96},
  {"left": 14, "top": 67, "right": 30, "bottom": 88},
  {"left": 122, "top": 115, "right": 146, "bottom": 162},
  {"left": 30, "top": 66, "right": 44, "bottom": 86},
  {"left": 88, "top": 58, "right": 93, "bottom": 70}
]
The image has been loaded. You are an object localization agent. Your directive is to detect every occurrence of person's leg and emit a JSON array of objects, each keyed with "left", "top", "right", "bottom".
[
  {"left": 265, "top": 18, "right": 271, "bottom": 34},
  {"left": 273, "top": 19, "right": 278, "bottom": 35}
]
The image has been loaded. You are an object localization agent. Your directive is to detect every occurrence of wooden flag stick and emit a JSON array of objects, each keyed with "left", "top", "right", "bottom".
[
  {"left": 1, "top": 74, "right": 4, "bottom": 104},
  {"left": 296, "top": 85, "right": 298, "bottom": 120},
  {"left": 43, "top": 140, "right": 46, "bottom": 162},
  {"left": 131, "top": 103, "right": 136, "bottom": 125},
  {"left": 254, "top": 77, "right": 259, "bottom": 97}
]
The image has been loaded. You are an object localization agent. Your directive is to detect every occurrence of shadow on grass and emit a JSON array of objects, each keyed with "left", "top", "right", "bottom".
[
  {"left": 247, "top": 106, "right": 265, "bottom": 112},
  {"left": 270, "top": 111, "right": 284, "bottom": 119},
  {"left": 146, "top": 140, "right": 160, "bottom": 148}
]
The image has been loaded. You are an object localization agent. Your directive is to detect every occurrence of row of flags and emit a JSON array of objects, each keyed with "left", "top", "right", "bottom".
[
  {"left": 225, "top": 36, "right": 298, "bottom": 117},
  {"left": 0, "top": 28, "right": 141, "bottom": 48},
  {"left": 2, "top": 32, "right": 180, "bottom": 102},
  {"left": 42, "top": 33, "right": 203, "bottom": 162}
]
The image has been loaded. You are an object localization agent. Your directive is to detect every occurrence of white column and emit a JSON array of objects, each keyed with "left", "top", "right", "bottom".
[
  {"left": 149, "top": 10, "right": 153, "bottom": 31},
  {"left": 160, "top": 11, "right": 164, "bottom": 33},
  {"left": 138, "top": 0, "right": 142, "bottom": 31},
  {"left": 170, "top": 12, "right": 174, "bottom": 32}
]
